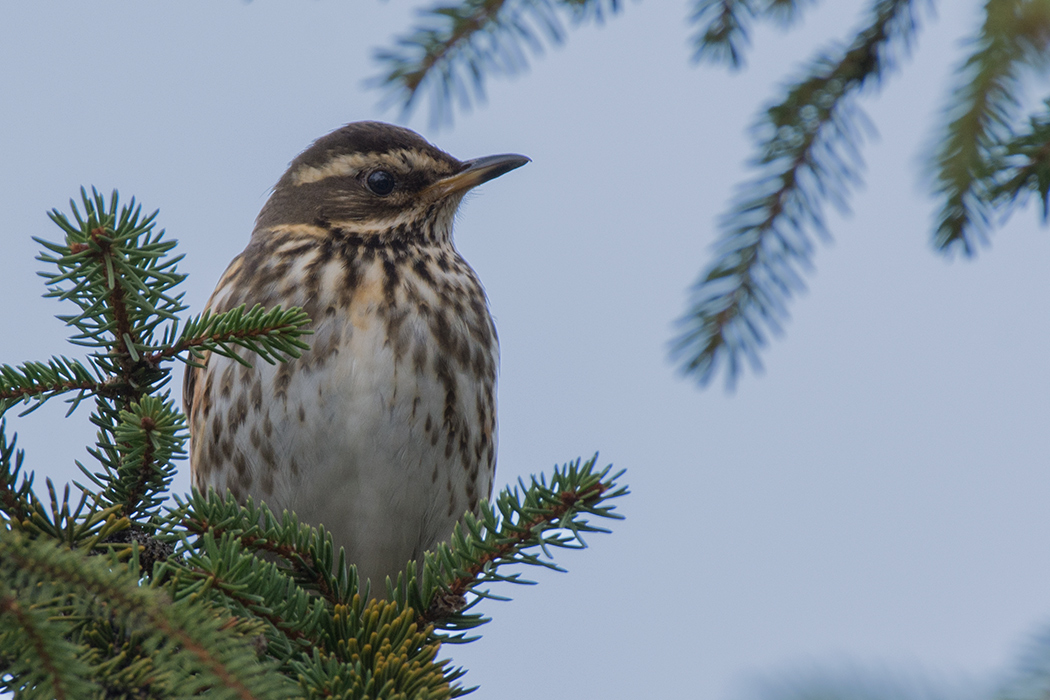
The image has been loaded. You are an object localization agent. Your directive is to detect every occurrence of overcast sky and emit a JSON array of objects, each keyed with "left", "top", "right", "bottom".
[{"left": 2, "top": 2, "right": 1049, "bottom": 698}]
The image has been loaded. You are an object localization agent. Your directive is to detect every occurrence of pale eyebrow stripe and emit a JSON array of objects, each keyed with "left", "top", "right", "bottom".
[
  {"left": 290, "top": 149, "right": 452, "bottom": 186},
  {"left": 291, "top": 153, "right": 371, "bottom": 186}
]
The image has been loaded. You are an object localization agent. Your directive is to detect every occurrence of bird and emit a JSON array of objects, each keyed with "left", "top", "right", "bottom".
[{"left": 183, "top": 121, "right": 528, "bottom": 591}]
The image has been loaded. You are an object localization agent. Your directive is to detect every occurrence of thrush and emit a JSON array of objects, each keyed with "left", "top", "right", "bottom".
[{"left": 183, "top": 121, "right": 528, "bottom": 590}]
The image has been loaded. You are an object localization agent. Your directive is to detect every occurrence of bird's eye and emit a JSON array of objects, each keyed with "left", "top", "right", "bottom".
[{"left": 366, "top": 170, "right": 396, "bottom": 196}]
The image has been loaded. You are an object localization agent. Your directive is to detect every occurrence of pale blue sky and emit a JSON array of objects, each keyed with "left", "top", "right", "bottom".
[{"left": 2, "top": 2, "right": 1049, "bottom": 698}]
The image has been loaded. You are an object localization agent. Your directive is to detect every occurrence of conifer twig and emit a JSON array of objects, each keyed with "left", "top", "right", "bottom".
[
  {"left": 672, "top": 0, "right": 922, "bottom": 388},
  {"left": 373, "top": 0, "right": 621, "bottom": 124},
  {"left": 930, "top": 0, "right": 1050, "bottom": 254},
  {"left": 690, "top": 0, "right": 815, "bottom": 68}
]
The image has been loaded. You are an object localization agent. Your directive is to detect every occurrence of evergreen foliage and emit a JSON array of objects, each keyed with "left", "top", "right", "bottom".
[
  {"left": 0, "top": 189, "right": 626, "bottom": 698},
  {"left": 373, "top": 0, "right": 622, "bottom": 124},
  {"left": 372, "top": 0, "right": 1050, "bottom": 388}
]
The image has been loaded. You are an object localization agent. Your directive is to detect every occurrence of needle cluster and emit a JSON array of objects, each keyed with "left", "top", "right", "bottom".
[{"left": 0, "top": 189, "right": 626, "bottom": 699}]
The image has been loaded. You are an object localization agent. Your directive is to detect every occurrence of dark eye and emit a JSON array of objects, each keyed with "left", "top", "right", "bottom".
[{"left": 366, "top": 170, "right": 396, "bottom": 196}]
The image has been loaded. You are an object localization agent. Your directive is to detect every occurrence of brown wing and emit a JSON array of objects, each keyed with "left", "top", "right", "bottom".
[{"left": 183, "top": 253, "right": 249, "bottom": 491}]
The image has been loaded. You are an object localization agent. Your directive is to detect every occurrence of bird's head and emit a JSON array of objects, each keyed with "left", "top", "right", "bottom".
[{"left": 255, "top": 121, "right": 529, "bottom": 243}]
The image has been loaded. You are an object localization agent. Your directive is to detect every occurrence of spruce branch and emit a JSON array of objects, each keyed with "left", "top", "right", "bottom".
[
  {"left": 293, "top": 598, "right": 462, "bottom": 699},
  {"left": 395, "top": 456, "right": 627, "bottom": 639},
  {"left": 86, "top": 395, "right": 187, "bottom": 520},
  {"left": 0, "top": 586, "right": 94, "bottom": 700},
  {"left": 0, "top": 356, "right": 99, "bottom": 417},
  {"left": 366, "top": 1, "right": 1050, "bottom": 393},
  {"left": 3, "top": 188, "right": 628, "bottom": 696},
  {"left": 1, "top": 423, "right": 127, "bottom": 547},
  {"left": 0, "top": 421, "right": 33, "bottom": 523},
  {"left": 991, "top": 97, "right": 1050, "bottom": 219},
  {"left": 79, "top": 392, "right": 187, "bottom": 525},
  {"left": 164, "top": 528, "right": 329, "bottom": 658},
  {"left": 28, "top": 478, "right": 126, "bottom": 547},
  {"left": 689, "top": 0, "right": 814, "bottom": 68},
  {"left": 0, "top": 528, "right": 297, "bottom": 700},
  {"left": 161, "top": 496, "right": 469, "bottom": 695},
  {"left": 30, "top": 190, "right": 311, "bottom": 525},
  {"left": 161, "top": 305, "right": 313, "bottom": 368},
  {"left": 41, "top": 188, "right": 187, "bottom": 370},
  {"left": 161, "top": 457, "right": 624, "bottom": 690},
  {"left": 930, "top": 0, "right": 1050, "bottom": 254},
  {"left": 172, "top": 491, "right": 356, "bottom": 610},
  {"left": 673, "top": 0, "right": 924, "bottom": 388},
  {"left": 373, "top": 0, "right": 622, "bottom": 124},
  {"left": 996, "top": 625, "right": 1050, "bottom": 699},
  {"left": 36, "top": 188, "right": 184, "bottom": 423}
]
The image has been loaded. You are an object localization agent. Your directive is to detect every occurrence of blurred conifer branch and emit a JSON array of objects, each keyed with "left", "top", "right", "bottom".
[
  {"left": 992, "top": 98, "right": 1050, "bottom": 219},
  {"left": 690, "top": 0, "right": 816, "bottom": 68},
  {"left": 930, "top": 0, "right": 1050, "bottom": 254},
  {"left": 674, "top": 0, "right": 923, "bottom": 387},
  {"left": 371, "top": 0, "right": 1050, "bottom": 388},
  {"left": 0, "top": 189, "right": 626, "bottom": 697},
  {"left": 373, "top": 0, "right": 623, "bottom": 125},
  {"left": 709, "top": 623, "right": 1050, "bottom": 700},
  {"left": 1, "top": 527, "right": 294, "bottom": 700}
]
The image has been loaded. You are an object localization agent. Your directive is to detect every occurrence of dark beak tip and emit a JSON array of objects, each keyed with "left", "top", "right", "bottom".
[
  {"left": 459, "top": 153, "right": 531, "bottom": 187},
  {"left": 499, "top": 154, "right": 531, "bottom": 175}
]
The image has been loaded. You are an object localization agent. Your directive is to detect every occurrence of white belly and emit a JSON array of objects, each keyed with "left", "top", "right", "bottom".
[{"left": 193, "top": 281, "right": 497, "bottom": 589}]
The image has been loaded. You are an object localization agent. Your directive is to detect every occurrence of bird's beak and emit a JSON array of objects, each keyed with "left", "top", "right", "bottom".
[{"left": 427, "top": 153, "right": 531, "bottom": 199}]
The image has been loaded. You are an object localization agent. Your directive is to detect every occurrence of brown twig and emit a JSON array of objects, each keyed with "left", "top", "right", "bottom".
[{"left": 422, "top": 480, "right": 609, "bottom": 623}]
